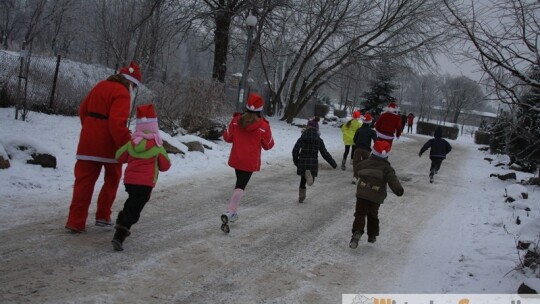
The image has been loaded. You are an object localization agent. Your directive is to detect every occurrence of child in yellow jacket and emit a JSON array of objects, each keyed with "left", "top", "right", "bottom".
[{"left": 340, "top": 111, "right": 362, "bottom": 170}]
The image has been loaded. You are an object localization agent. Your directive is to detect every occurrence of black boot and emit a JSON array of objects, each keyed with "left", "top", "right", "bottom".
[{"left": 112, "top": 224, "right": 131, "bottom": 251}]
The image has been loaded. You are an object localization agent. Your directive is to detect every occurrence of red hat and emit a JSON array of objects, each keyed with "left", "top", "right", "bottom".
[
  {"left": 246, "top": 93, "right": 264, "bottom": 112},
  {"left": 372, "top": 140, "right": 391, "bottom": 158},
  {"left": 352, "top": 111, "right": 361, "bottom": 119},
  {"left": 385, "top": 102, "right": 399, "bottom": 114},
  {"left": 136, "top": 103, "right": 157, "bottom": 123},
  {"left": 362, "top": 113, "right": 373, "bottom": 124},
  {"left": 133, "top": 103, "right": 162, "bottom": 147},
  {"left": 120, "top": 61, "right": 142, "bottom": 87}
]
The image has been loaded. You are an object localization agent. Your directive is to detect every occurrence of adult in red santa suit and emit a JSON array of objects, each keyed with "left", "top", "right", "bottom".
[
  {"left": 374, "top": 102, "right": 402, "bottom": 148},
  {"left": 65, "top": 61, "right": 142, "bottom": 233}
]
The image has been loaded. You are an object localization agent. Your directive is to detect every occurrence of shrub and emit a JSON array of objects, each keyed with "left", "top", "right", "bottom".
[
  {"left": 334, "top": 109, "right": 347, "bottom": 118},
  {"left": 416, "top": 121, "right": 459, "bottom": 139},
  {"left": 474, "top": 130, "right": 490, "bottom": 145},
  {"left": 152, "top": 78, "right": 230, "bottom": 137},
  {"left": 488, "top": 116, "right": 508, "bottom": 155},
  {"left": 314, "top": 104, "right": 330, "bottom": 118},
  {"left": 0, "top": 85, "right": 14, "bottom": 108}
]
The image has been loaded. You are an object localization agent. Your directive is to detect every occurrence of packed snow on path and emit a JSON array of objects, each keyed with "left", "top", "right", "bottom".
[{"left": 0, "top": 109, "right": 539, "bottom": 303}]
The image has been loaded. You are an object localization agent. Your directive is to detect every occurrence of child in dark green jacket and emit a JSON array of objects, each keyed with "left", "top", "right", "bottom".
[{"left": 350, "top": 140, "right": 404, "bottom": 248}]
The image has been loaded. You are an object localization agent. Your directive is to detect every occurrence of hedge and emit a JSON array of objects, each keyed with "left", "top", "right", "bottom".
[{"left": 416, "top": 121, "right": 458, "bottom": 140}]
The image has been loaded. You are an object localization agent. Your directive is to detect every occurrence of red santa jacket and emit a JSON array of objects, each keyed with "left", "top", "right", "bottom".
[
  {"left": 374, "top": 112, "right": 402, "bottom": 140},
  {"left": 223, "top": 113, "right": 274, "bottom": 172},
  {"left": 116, "top": 139, "right": 171, "bottom": 188},
  {"left": 76, "top": 80, "right": 132, "bottom": 163}
]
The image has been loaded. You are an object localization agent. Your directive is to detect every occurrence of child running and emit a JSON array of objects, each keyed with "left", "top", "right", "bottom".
[
  {"left": 351, "top": 113, "right": 377, "bottom": 184},
  {"left": 419, "top": 126, "right": 452, "bottom": 183},
  {"left": 292, "top": 118, "right": 337, "bottom": 203},
  {"left": 340, "top": 111, "right": 362, "bottom": 170},
  {"left": 112, "top": 104, "right": 171, "bottom": 251},
  {"left": 221, "top": 93, "right": 274, "bottom": 233},
  {"left": 350, "top": 140, "right": 403, "bottom": 248}
]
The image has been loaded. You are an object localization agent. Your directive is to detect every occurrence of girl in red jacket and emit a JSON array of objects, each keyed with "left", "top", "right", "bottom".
[
  {"left": 112, "top": 104, "right": 171, "bottom": 251},
  {"left": 221, "top": 93, "right": 274, "bottom": 233}
]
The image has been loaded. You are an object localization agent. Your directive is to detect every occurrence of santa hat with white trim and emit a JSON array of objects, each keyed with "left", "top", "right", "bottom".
[
  {"left": 133, "top": 103, "right": 163, "bottom": 146},
  {"left": 371, "top": 140, "right": 391, "bottom": 158},
  {"left": 120, "top": 61, "right": 142, "bottom": 87},
  {"left": 383, "top": 102, "right": 399, "bottom": 114},
  {"left": 246, "top": 93, "right": 264, "bottom": 112},
  {"left": 136, "top": 103, "right": 157, "bottom": 123},
  {"left": 361, "top": 113, "right": 373, "bottom": 124}
]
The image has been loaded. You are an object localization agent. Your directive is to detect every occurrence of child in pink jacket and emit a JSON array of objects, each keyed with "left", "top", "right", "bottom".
[{"left": 112, "top": 104, "right": 171, "bottom": 251}]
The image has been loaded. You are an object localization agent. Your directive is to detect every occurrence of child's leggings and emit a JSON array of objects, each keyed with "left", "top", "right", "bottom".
[
  {"left": 116, "top": 184, "right": 153, "bottom": 230},
  {"left": 343, "top": 145, "right": 356, "bottom": 160}
]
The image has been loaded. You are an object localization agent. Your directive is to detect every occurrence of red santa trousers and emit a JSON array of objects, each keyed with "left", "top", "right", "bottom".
[{"left": 66, "top": 160, "right": 122, "bottom": 230}]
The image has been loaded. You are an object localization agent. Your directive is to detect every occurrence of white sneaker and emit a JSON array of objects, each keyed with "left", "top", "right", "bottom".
[
  {"left": 222, "top": 211, "right": 238, "bottom": 223},
  {"left": 95, "top": 219, "right": 114, "bottom": 228}
]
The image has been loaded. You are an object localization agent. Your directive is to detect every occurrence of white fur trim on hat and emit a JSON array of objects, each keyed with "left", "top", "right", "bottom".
[
  {"left": 246, "top": 104, "right": 263, "bottom": 112},
  {"left": 136, "top": 118, "right": 158, "bottom": 124},
  {"left": 122, "top": 74, "right": 141, "bottom": 87},
  {"left": 371, "top": 149, "right": 388, "bottom": 158}
]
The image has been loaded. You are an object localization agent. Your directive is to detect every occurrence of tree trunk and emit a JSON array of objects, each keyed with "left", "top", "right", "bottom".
[
  {"left": 282, "top": 102, "right": 298, "bottom": 123},
  {"left": 212, "top": 11, "right": 233, "bottom": 83},
  {"left": 452, "top": 110, "right": 460, "bottom": 124}
]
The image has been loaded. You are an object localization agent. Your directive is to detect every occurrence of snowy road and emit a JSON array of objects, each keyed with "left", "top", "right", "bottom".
[{"left": 0, "top": 135, "right": 468, "bottom": 303}]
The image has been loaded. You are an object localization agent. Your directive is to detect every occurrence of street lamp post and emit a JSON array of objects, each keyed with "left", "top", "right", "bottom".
[{"left": 236, "top": 15, "right": 257, "bottom": 112}]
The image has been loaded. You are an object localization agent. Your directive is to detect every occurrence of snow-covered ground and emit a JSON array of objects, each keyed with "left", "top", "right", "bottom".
[{"left": 0, "top": 108, "right": 539, "bottom": 303}]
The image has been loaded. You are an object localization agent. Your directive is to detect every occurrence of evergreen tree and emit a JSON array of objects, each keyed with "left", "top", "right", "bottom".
[
  {"left": 361, "top": 66, "right": 397, "bottom": 117},
  {"left": 507, "top": 67, "right": 540, "bottom": 170},
  {"left": 489, "top": 66, "right": 540, "bottom": 173}
]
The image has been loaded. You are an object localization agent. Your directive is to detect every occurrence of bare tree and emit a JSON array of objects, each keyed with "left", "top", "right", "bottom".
[
  {"left": 10, "top": 0, "right": 52, "bottom": 52},
  {"left": 197, "top": 0, "right": 248, "bottom": 83},
  {"left": 258, "top": 0, "right": 448, "bottom": 122},
  {"left": 403, "top": 73, "right": 440, "bottom": 121},
  {"left": 35, "top": 0, "right": 76, "bottom": 56},
  {"left": 439, "top": 75, "right": 485, "bottom": 123},
  {"left": 442, "top": 0, "right": 540, "bottom": 107},
  {"left": 442, "top": 0, "right": 540, "bottom": 169},
  {"left": 0, "top": 0, "right": 23, "bottom": 49}
]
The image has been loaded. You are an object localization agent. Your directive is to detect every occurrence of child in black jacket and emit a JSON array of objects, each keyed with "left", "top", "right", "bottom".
[
  {"left": 419, "top": 126, "right": 452, "bottom": 183},
  {"left": 292, "top": 119, "right": 337, "bottom": 203}
]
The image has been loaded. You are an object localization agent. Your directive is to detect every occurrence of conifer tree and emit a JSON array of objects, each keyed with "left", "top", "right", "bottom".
[{"left": 361, "top": 65, "right": 397, "bottom": 116}]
